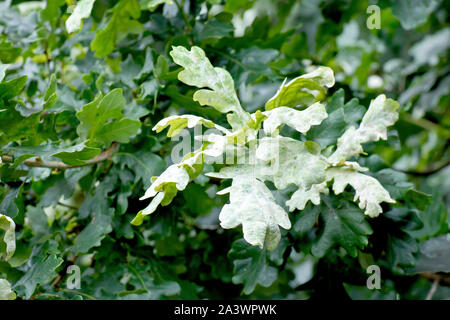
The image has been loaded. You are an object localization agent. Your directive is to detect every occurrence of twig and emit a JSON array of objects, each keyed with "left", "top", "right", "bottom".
[
  {"left": 421, "top": 272, "right": 450, "bottom": 286},
  {"left": 401, "top": 113, "right": 450, "bottom": 138},
  {"left": 402, "top": 159, "right": 450, "bottom": 176},
  {"left": 425, "top": 277, "right": 440, "bottom": 300},
  {"left": 1, "top": 142, "right": 118, "bottom": 170},
  {"left": 57, "top": 201, "right": 78, "bottom": 210}
]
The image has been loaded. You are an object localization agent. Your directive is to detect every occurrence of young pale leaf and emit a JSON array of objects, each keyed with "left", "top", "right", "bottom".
[
  {"left": 256, "top": 137, "right": 328, "bottom": 190},
  {"left": 65, "top": 0, "right": 95, "bottom": 33},
  {"left": 328, "top": 94, "right": 399, "bottom": 164},
  {"left": 0, "top": 214, "right": 15, "bottom": 261},
  {"left": 265, "top": 66, "right": 335, "bottom": 110},
  {"left": 135, "top": 163, "right": 191, "bottom": 225},
  {"left": 286, "top": 182, "right": 328, "bottom": 212},
  {"left": 153, "top": 115, "right": 221, "bottom": 137},
  {"left": 263, "top": 102, "right": 328, "bottom": 135},
  {"left": 327, "top": 167, "right": 395, "bottom": 217},
  {"left": 140, "top": 164, "right": 190, "bottom": 201},
  {"left": 140, "top": 0, "right": 174, "bottom": 11},
  {"left": 0, "top": 279, "right": 15, "bottom": 300},
  {"left": 170, "top": 46, "right": 250, "bottom": 125},
  {"left": 218, "top": 177, "right": 291, "bottom": 250},
  {"left": 228, "top": 239, "right": 278, "bottom": 294},
  {"left": 131, "top": 192, "right": 164, "bottom": 225}
]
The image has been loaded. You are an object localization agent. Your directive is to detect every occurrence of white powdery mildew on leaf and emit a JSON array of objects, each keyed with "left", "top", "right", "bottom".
[
  {"left": 140, "top": 164, "right": 189, "bottom": 201},
  {"left": 256, "top": 136, "right": 328, "bottom": 190},
  {"left": 0, "top": 279, "right": 16, "bottom": 300},
  {"left": 153, "top": 114, "right": 228, "bottom": 137},
  {"left": 286, "top": 182, "right": 329, "bottom": 212},
  {"left": 265, "top": 66, "right": 335, "bottom": 110},
  {"left": 0, "top": 214, "right": 16, "bottom": 261},
  {"left": 327, "top": 167, "right": 395, "bottom": 217},
  {"left": 218, "top": 177, "right": 291, "bottom": 250},
  {"left": 263, "top": 102, "right": 328, "bottom": 135},
  {"left": 66, "top": 0, "right": 95, "bottom": 34},
  {"left": 301, "top": 66, "right": 335, "bottom": 88},
  {"left": 329, "top": 94, "right": 399, "bottom": 164},
  {"left": 170, "top": 46, "right": 250, "bottom": 125},
  {"left": 137, "top": 46, "right": 401, "bottom": 250}
]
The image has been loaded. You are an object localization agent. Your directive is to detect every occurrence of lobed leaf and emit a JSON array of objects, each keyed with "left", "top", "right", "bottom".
[
  {"left": 170, "top": 46, "right": 250, "bottom": 126},
  {"left": 218, "top": 177, "right": 291, "bottom": 250},
  {"left": 263, "top": 102, "right": 328, "bottom": 135},
  {"left": 0, "top": 213, "right": 15, "bottom": 261},
  {"left": 328, "top": 94, "right": 399, "bottom": 164},
  {"left": 265, "top": 66, "right": 335, "bottom": 110}
]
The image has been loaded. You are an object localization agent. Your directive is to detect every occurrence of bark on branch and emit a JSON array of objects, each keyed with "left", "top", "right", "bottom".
[{"left": 1, "top": 142, "right": 118, "bottom": 170}]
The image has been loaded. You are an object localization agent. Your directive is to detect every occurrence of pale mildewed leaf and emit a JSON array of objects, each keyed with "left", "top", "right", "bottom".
[
  {"left": 256, "top": 136, "right": 328, "bottom": 190},
  {"left": 301, "top": 66, "right": 336, "bottom": 87},
  {"left": 131, "top": 192, "right": 165, "bottom": 225},
  {"left": 286, "top": 182, "right": 329, "bottom": 212},
  {"left": 0, "top": 214, "right": 15, "bottom": 261},
  {"left": 327, "top": 167, "right": 395, "bottom": 217},
  {"left": 170, "top": 46, "right": 250, "bottom": 125},
  {"left": 206, "top": 163, "right": 273, "bottom": 181},
  {"left": 141, "top": 0, "right": 173, "bottom": 12},
  {"left": 263, "top": 102, "right": 328, "bottom": 135},
  {"left": 0, "top": 279, "right": 16, "bottom": 300},
  {"left": 66, "top": 0, "right": 95, "bottom": 34},
  {"left": 329, "top": 94, "right": 399, "bottom": 164},
  {"left": 218, "top": 177, "right": 291, "bottom": 250},
  {"left": 265, "top": 66, "right": 335, "bottom": 110},
  {"left": 139, "top": 164, "right": 190, "bottom": 201},
  {"left": 153, "top": 115, "right": 228, "bottom": 137},
  {"left": 135, "top": 151, "right": 203, "bottom": 225}
]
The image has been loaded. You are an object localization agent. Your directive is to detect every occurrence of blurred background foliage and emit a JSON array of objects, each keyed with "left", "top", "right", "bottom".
[{"left": 0, "top": 0, "right": 449, "bottom": 300}]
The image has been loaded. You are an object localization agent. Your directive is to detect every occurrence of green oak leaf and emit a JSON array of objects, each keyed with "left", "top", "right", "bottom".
[
  {"left": 5, "top": 142, "right": 101, "bottom": 166},
  {"left": 391, "top": 0, "right": 440, "bottom": 30},
  {"left": 228, "top": 239, "right": 278, "bottom": 295},
  {"left": 71, "top": 209, "right": 114, "bottom": 254},
  {"left": 311, "top": 198, "right": 373, "bottom": 257},
  {"left": 76, "top": 88, "right": 141, "bottom": 146},
  {"left": 14, "top": 241, "right": 64, "bottom": 299},
  {"left": 90, "top": 0, "right": 143, "bottom": 58},
  {"left": 407, "top": 234, "right": 450, "bottom": 273}
]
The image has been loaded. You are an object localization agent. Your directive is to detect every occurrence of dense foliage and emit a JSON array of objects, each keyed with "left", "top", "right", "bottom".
[{"left": 0, "top": 0, "right": 449, "bottom": 300}]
